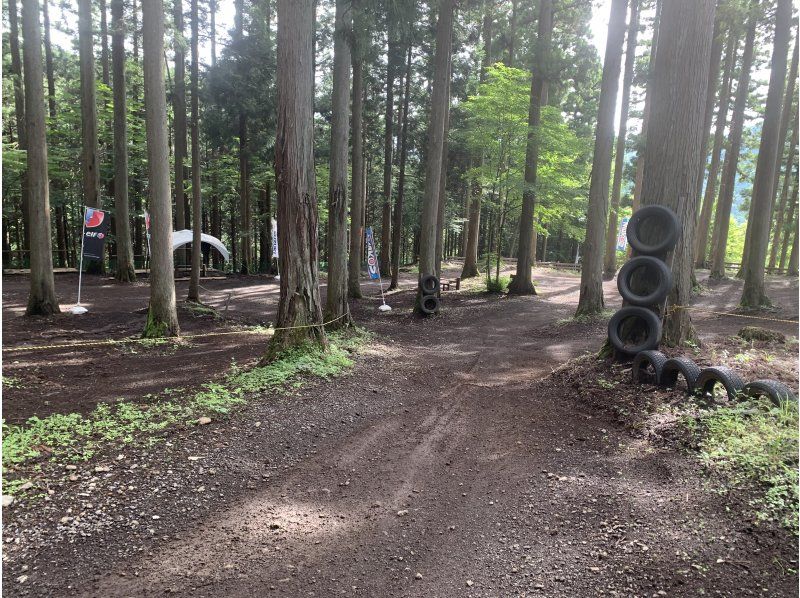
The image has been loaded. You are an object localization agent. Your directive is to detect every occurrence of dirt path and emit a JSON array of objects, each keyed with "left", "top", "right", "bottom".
[{"left": 3, "top": 269, "right": 798, "bottom": 596}]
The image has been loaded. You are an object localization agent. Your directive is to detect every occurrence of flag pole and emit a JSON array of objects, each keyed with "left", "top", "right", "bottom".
[{"left": 70, "top": 207, "right": 88, "bottom": 314}]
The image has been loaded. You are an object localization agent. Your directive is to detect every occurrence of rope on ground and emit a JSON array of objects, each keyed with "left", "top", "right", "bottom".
[
  {"left": 668, "top": 304, "right": 799, "bottom": 325},
  {"left": 3, "top": 313, "right": 348, "bottom": 353}
]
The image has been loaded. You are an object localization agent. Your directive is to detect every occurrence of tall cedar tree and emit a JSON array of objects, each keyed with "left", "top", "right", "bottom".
[
  {"left": 390, "top": 43, "right": 413, "bottom": 290},
  {"left": 22, "top": 0, "right": 59, "bottom": 315},
  {"left": 709, "top": 1, "right": 758, "bottom": 280},
  {"left": 602, "top": 0, "right": 639, "bottom": 278},
  {"left": 641, "top": 0, "right": 716, "bottom": 344},
  {"left": 381, "top": 6, "right": 400, "bottom": 276},
  {"left": 9, "top": 0, "right": 29, "bottom": 252},
  {"left": 237, "top": 0, "right": 252, "bottom": 273},
  {"left": 769, "top": 108, "right": 798, "bottom": 270},
  {"left": 267, "top": 0, "right": 327, "bottom": 359},
  {"left": 78, "top": 0, "right": 101, "bottom": 216},
  {"left": 325, "top": 0, "right": 353, "bottom": 328},
  {"left": 575, "top": 0, "right": 627, "bottom": 317},
  {"left": 142, "top": 0, "right": 179, "bottom": 337},
  {"left": 695, "top": 25, "right": 737, "bottom": 267},
  {"left": 348, "top": 0, "right": 366, "bottom": 299},
  {"left": 187, "top": 0, "right": 202, "bottom": 302},
  {"left": 509, "top": 0, "right": 553, "bottom": 294},
  {"left": 173, "top": 0, "right": 187, "bottom": 238},
  {"left": 740, "top": 0, "right": 792, "bottom": 307},
  {"left": 416, "top": 0, "right": 455, "bottom": 313},
  {"left": 111, "top": 0, "right": 136, "bottom": 282}
]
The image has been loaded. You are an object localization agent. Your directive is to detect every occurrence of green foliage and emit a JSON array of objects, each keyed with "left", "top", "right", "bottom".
[
  {"left": 683, "top": 399, "right": 799, "bottom": 531},
  {"left": 485, "top": 275, "right": 511, "bottom": 293},
  {"left": 2, "top": 330, "right": 367, "bottom": 472}
]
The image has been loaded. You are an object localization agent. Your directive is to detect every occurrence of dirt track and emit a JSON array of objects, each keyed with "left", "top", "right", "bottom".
[{"left": 2, "top": 267, "right": 798, "bottom": 596}]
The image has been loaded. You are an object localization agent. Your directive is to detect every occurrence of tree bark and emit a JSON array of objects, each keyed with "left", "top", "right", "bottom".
[
  {"left": 22, "top": 0, "right": 59, "bottom": 315},
  {"left": 461, "top": 5, "right": 493, "bottom": 279},
  {"left": 434, "top": 61, "right": 452, "bottom": 279},
  {"left": 509, "top": 0, "right": 553, "bottom": 294},
  {"left": 142, "top": 0, "right": 179, "bottom": 337},
  {"left": 709, "top": 2, "right": 758, "bottom": 280},
  {"left": 638, "top": 0, "right": 716, "bottom": 345},
  {"left": 348, "top": 2, "right": 365, "bottom": 299},
  {"left": 78, "top": 0, "right": 100, "bottom": 210},
  {"left": 42, "top": 0, "right": 56, "bottom": 118},
  {"left": 631, "top": 0, "right": 660, "bottom": 216},
  {"left": 785, "top": 180, "right": 799, "bottom": 276},
  {"left": 416, "top": 0, "right": 455, "bottom": 313},
  {"left": 99, "top": 0, "right": 110, "bottom": 86},
  {"left": 236, "top": 0, "right": 251, "bottom": 274},
  {"left": 769, "top": 110, "right": 798, "bottom": 271},
  {"left": 267, "top": 0, "right": 327, "bottom": 358},
  {"left": 740, "top": 0, "right": 792, "bottom": 307},
  {"left": 575, "top": 0, "right": 627, "bottom": 317},
  {"left": 389, "top": 43, "right": 413, "bottom": 291},
  {"left": 9, "top": 0, "right": 30, "bottom": 254},
  {"left": 187, "top": 0, "right": 202, "bottom": 302},
  {"left": 380, "top": 8, "right": 399, "bottom": 277},
  {"left": 695, "top": 24, "right": 737, "bottom": 268},
  {"left": 779, "top": 171, "right": 797, "bottom": 271},
  {"left": 173, "top": 0, "right": 187, "bottom": 239},
  {"left": 111, "top": 0, "right": 135, "bottom": 282},
  {"left": 324, "top": 0, "right": 353, "bottom": 328}
]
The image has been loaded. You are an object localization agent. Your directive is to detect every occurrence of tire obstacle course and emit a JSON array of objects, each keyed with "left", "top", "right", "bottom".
[
  {"left": 419, "top": 274, "right": 440, "bottom": 315},
  {"left": 632, "top": 349, "right": 797, "bottom": 407}
]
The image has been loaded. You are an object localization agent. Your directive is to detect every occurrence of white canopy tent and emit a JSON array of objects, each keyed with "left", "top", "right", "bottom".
[{"left": 171, "top": 230, "right": 230, "bottom": 262}]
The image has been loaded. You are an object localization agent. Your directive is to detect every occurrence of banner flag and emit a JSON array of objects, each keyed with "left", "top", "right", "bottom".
[
  {"left": 83, "top": 207, "right": 111, "bottom": 261},
  {"left": 365, "top": 226, "right": 381, "bottom": 280},
  {"left": 144, "top": 211, "right": 151, "bottom": 257},
  {"left": 271, "top": 218, "right": 279, "bottom": 259},
  {"left": 616, "top": 217, "right": 629, "bottom": 251}
]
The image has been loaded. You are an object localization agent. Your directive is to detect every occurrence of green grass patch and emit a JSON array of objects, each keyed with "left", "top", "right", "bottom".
[
  {"left": 2, "top": 329, "right": 368, "bottom": 475},
  {"left": 2, "top": 375, "right": 23, "bottom": 389},
  {"left": 681, "top": 398, "right": 799, "bottom": 532}
]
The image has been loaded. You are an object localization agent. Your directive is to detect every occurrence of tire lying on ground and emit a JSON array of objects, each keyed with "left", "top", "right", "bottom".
[
  {"left": 659, "top": 357, "right": 702, "bottom": 394},
  {"left": 695, "top": 366, "right": 746, "bottom": 404},
  {"left": 419, "top": 274, "right": 440, "bottom": 296},
  {"left": 617, "top": 256, "right": 673, "bottom": 306},
  {"left": 608, "top": 306, "right": 663, "bottom": 357},
  {"left": 742, "top": 379, "right": 798, "bottom": 407},
  {"left": 419, "top": 294, "right": 440, "bottom": 315},
  {"left": 626, "top": 205, "right": 680, "bottom": 255},
  {"left": 632, "top": 350, "right": 668, "bottom": 384}
]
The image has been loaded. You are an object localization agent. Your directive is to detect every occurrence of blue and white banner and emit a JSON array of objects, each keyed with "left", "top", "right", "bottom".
[
  {"left": 271, "top": 218, "right": 279, "bottom": 258},
  {"left": 616, "top": 217, "right": 629, "bottom": 251},
  {"left": 365, "top": 226, "right": 380, "bottom": 280}
]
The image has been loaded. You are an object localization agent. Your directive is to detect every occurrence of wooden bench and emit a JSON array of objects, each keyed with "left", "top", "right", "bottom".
[{"left": 440, "top": 277, "right": 461, "bottom": 292}]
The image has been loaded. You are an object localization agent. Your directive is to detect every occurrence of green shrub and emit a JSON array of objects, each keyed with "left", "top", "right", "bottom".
[{"left": 485, "top": 275, "right": 511, "bottom": 293}]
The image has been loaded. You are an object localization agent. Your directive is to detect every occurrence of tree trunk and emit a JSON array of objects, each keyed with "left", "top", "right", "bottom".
[
  {"left": 709, "top": 2, "right": 758, "bottom": 280},
  {"left": 509, "top": 0, "right": 553, "bottom": 294},
  {"left": 380, "top": 9, "right": 399, "bottom": 277},
  {"left": 173, "top": 0, "right": 187, "bottom": 241},
  {"left": 639, "top": 0, "right": 716, "bottom": 345},
  {"left": 389, "top": 43, "right": 412, "bottom": 291},
  {"left": 187, "top": 0, "right": 202, "bottom": 302},
  {"left": 267, "top": 0, "right": 327, "bottom": 358},
  {"left": 695, "top": 24, "right": 737, "bottom": 268},
  {"left": 236, "top": 1, "right": 251, "bottom": 274},
  {"left": 601, "top": 0, "right": 639, "bottom": 279},
  {"left": 99, "top": 0, "right": 110, "bottom": 86},
  {"left": 434, "top": 62, "right": 452, "bottom": 279},
  {"left": 769, "top": 110, "right": 798, "bottom": 271},
  {"left": 42, "top": 0, "right": 56, "bottom": 119},
  {"left": 416, "top": 0, "right": 455, "bottom": 313},
  {"left": 779, "top": 172, "right": 797, "bottom": 271},
  {"left": 142, "top": 0, "right": 179, "bottom": 337},
  {"left": 22, "top": 0, "right": 59, "bottom": 315},
  {"left": 79, "top": 0, "right": 100, "bottom": 211},
  {"left": 461, "top": 9, "right": 493, "bottom": 280},
  {"left": 324, "top": 0, "right": 353, "bottom": 328},
  {"left": 740, "top": 0, "right": 792, "bottom": 307},
  {"left": 348, "top": 4, "right": 365, "bottom": 300},
  {"left": 575, "top": 0, "right": 627, "bottom": 317},
  {"left": 631, "top": 0, "right": 661, "bottom": 216},
  {"left": 111, "top": 0, "right": 135, "bottom": 282}
]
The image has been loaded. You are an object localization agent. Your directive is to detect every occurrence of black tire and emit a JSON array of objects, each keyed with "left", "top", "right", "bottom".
[
  {"left": 632, "top": 350, "right": 668, "bottom": 385},
  {"left": 742, "top": 379, "right": 798, "bottom": 407},
  {"left": 696, "top": 366, "right": 746, "bottom": 404},
  {"left": 607, "top": 306, "right": 662, "bottom": 357},
  {"left": 627, "top": 205, "right": 680, "bottom": 255},
  {"left": 419, "top": 294, "right": 440, "bottom": 315},
  {"left": 420, "top": 275, "right": 440, "bottom": 296},
  {"left": 617, "top": 256, "right": 673, "bottom": 306},
  {"left": 660, "top": 357, "right": 702, "bottom": 394}
]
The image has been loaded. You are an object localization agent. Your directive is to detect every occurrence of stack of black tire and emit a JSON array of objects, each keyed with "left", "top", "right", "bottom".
[
  {"left": 608, "top": 205, "right": 681, "bottom": 358},
  {"left": 419, "top": 275, "right": 440, "bottom": 315}
]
